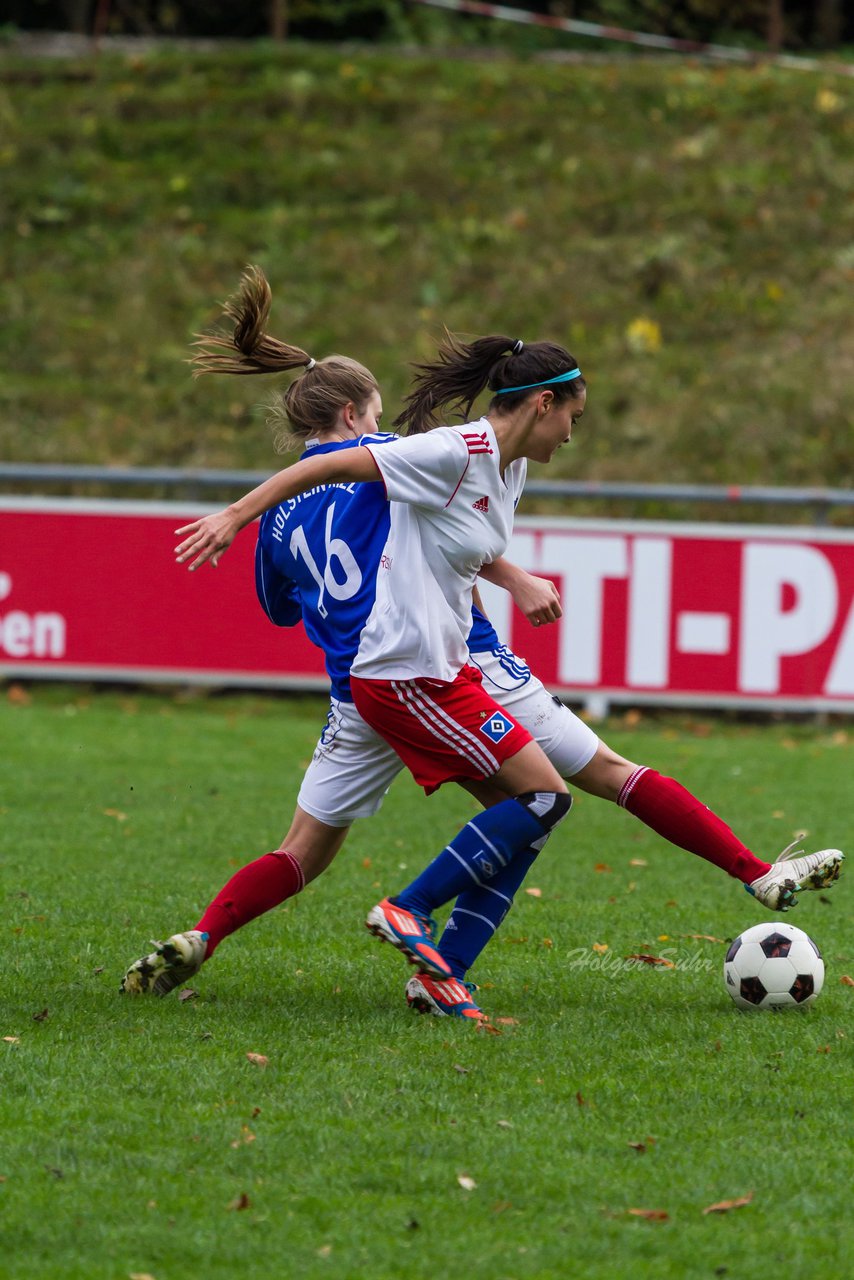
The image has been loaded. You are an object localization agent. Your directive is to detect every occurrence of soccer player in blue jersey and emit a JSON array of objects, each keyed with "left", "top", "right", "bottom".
[
  {"left": 122, "top": 269, "right": 575, "bottom": 1018},
  {"left": 123, "top": 267, "right": 844, "bottom": 1020}
]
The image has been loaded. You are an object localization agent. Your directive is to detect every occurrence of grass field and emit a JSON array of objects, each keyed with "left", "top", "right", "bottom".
[
  {"left": 2, "top": 684, "right": 852, "bottom": 1279},
  {"left": 1, "top": 42, "right": 852, "bottom": 509}
]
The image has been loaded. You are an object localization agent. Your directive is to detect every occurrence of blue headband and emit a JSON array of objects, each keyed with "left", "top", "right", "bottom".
[{"left": 494, "top": 368, "right": 583, "bottom": 395}]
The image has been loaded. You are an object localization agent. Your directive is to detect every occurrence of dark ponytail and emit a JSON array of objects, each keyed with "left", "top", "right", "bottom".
[{"left": 394, "top": 331, "right": 585, "bottom": 435}]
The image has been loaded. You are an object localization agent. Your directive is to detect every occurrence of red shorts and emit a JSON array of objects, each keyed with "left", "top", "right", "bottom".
[{"left": 350, "top": 664, "right": 533, "bottom": 794}]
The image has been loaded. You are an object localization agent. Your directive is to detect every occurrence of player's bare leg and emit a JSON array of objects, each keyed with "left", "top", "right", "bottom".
[
  {"left": 121, "top": 808, "right": 349, "bottom": 995},
  {"left": 571, "top": 744, "right": 844, "bottom": 909}
]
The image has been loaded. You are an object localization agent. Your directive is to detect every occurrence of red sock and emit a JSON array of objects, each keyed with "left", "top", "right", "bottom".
[
  {"left": 195, "top": 850, "right": 305, "bottom": 957},
  {"left": 618, "top": 768, "right": 771, "bottom": 883}
]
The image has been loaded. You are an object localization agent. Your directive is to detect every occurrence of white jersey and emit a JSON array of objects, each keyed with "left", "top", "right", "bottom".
[{"left": 350, "top": 417, "right": 526, "bottom": 682}]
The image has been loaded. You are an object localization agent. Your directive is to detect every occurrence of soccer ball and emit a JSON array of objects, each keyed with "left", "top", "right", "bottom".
[{"left": 723, "top": 922, "right": 824, "bottom": 1010}]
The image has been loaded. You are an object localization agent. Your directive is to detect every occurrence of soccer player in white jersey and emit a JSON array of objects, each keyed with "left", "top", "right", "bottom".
[
  {"left": 146, "top": 274, "right": 843, "bottom": 1018},
  {"left": 122, "top": 270, "right": 587, "bottom": 1018}
]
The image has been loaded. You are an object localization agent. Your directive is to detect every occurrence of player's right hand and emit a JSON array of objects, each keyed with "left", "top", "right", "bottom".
[{"left": 174, "top": 509, "right": 239, "bottom": 570}]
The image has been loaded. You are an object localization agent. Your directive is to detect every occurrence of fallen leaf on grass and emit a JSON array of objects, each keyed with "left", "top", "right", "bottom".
[
  {"left": 496, "top": 1119, "right": 513, "bottom": 1129},
  {"left": 6, "top": 684, "right": 31, "bottom": 705},
  {"left": 495, "top": 1017, "right": 518, "bottom": 1026},
  {"left": 3, "top": 1037, "right": 20, "bottom": 1044},
  {"left": 840, "top": 975, "right": 854, "bottom": 987},
  {"left": 103, "top": 809, "right": 127, "bottom": 822},
  {"left": 594, "top": 863, "right": 612, "bottom": 874},
  {"left": 178, "top": 989, "right": 197, "bottom": 1002},
  {"left": 816, "top": 1045, "right": 831, "bottom": 1054},
  {"left": 316, "top": 1245, "right": 332, "bottom": 1258},
  {"left": 627, "top": 1208, "right": 668, "bottom": 1221},
  {"left": 32, "top": 1009, "right": 49, "bottom": 1022},
  {"left": 625, "top": 954, "right": 675, "bottom": 968},
  {"left": 628, "top": 1141, "right": 654, "bottom": 1153},
  {"left": 457, "top": 1175, "right": 477, "bottom": 1191},
  {"left": 592, "top": 943, "right": 609, "bottom": 954},
  {"left": 491, "top": 1200, "right": 512, "bottom": 1214},
  {"left": 230, "top": 1126, "right": 256, "bottom": 1149},
  {"left": 226, "top": 1192, "right": 251, "bottom": 1211},
  {"left": 682, "top": 934, "right": 724, "bottom": 943},
  {"left": 576, "top": 1092, "right": 587, "bottom": 1107},
  {"left": 478, "top": 1021, "right": 503, "bottom": 1036},
  {"left": 246, "top": 1052, "right": 268, "bottom": 1068},
  {"left": 129, "top": 1273, "right": 157, "bottom": 1280},
  {"left": 524, "top": 887, "right": 542, "bottom": 898},
  {"left": 629, "top": 858, "right": 647, "bottom": 867},
  {"left": 702, "top": 1192, "right": 753, "bottom": 1215}
]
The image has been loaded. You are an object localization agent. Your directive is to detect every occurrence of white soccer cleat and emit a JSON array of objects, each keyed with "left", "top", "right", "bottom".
[
  {"left": 745, "top": 841, "right": 844, "bottom": 911},
  {"left": 120, "top": 929, "right": 209, "bottom": 996}
]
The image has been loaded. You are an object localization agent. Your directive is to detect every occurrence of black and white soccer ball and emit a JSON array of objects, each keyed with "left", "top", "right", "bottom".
[{"left": 723, "top": 922, "right": 824, "bottom": 1010}]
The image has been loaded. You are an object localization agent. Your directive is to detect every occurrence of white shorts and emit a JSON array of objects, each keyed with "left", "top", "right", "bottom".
[{"left": 296, "top": 646, "right": 600, "bottom": 827}]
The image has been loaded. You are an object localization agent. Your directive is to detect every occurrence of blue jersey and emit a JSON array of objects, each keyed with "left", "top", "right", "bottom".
[
  {"left": 468, "top": 604, "right": 499, "bottom": 652},
  {"left": 255, "top": 435, "right": 515, "bottom": 700}
]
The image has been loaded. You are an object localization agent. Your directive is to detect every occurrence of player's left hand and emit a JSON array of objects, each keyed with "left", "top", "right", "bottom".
[{"left": 510, "top": 572, "right": 562, "bottom": 627}]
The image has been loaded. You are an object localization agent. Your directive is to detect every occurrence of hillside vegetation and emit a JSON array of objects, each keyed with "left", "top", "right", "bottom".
[{"left": 1, "top": 42, "right": 852, "bottom": 507}]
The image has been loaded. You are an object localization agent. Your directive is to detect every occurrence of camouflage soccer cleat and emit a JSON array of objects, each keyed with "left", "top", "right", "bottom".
[
  {"left": 120, "top": 930, "right": 209, "bottom": 996},
  {"left": 405, "top": 973, "right": 489, "bottom": 1022},
  {"left": 745, "top": 841, "right": 844, "bottom": 911},
  {"left": 365, "top": 897, "right": 451, "bottom": 979}
]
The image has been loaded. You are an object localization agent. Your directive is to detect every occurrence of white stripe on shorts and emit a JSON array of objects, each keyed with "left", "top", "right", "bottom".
[
  {"left": 405, "top": 681, "right": 502, "bottom": 775},
  {"left": 391, "top": 680, "right": 500, "bottom": 777}
]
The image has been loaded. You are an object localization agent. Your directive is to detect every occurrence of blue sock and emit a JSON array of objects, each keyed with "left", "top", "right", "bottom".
[
  {"left": 395, "top": 797, "right": 547, "bottom": 919},
  {"left": 437, "top": 844, "right": 543, "bottom": 979}
]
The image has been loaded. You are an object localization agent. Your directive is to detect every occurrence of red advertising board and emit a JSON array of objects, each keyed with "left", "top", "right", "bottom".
[{"left": 2, "top": 498, "right": 853, "bottom": 712}]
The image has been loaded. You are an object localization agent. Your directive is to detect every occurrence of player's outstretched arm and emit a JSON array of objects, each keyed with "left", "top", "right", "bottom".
[
  {"left": 478, "top": 557, "right": 562, "bottom": 627},
  {"left": 174, "top": 446, "right": 381, "bottom": 571}
]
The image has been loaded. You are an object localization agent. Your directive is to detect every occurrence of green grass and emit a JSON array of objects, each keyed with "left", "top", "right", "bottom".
[
  {"left": 0, "top": 44, "right": 852, "bottom": 511},
  {"left": 2, "top": 685, "right": 852, "bottom": 1278}
]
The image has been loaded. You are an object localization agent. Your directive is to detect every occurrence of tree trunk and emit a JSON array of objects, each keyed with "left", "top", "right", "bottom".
[
  {"left": 270, "top": 0, "right": 289, "bottom": 41},
  {"left": 814, "top": 0, "right": 842, "bottom": 47},
  {"left": 767, "top": 0, "right": 784, "bottom": 52},
  {"left": 61, "top": 0, "right": 92, "bottom": 34}
]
